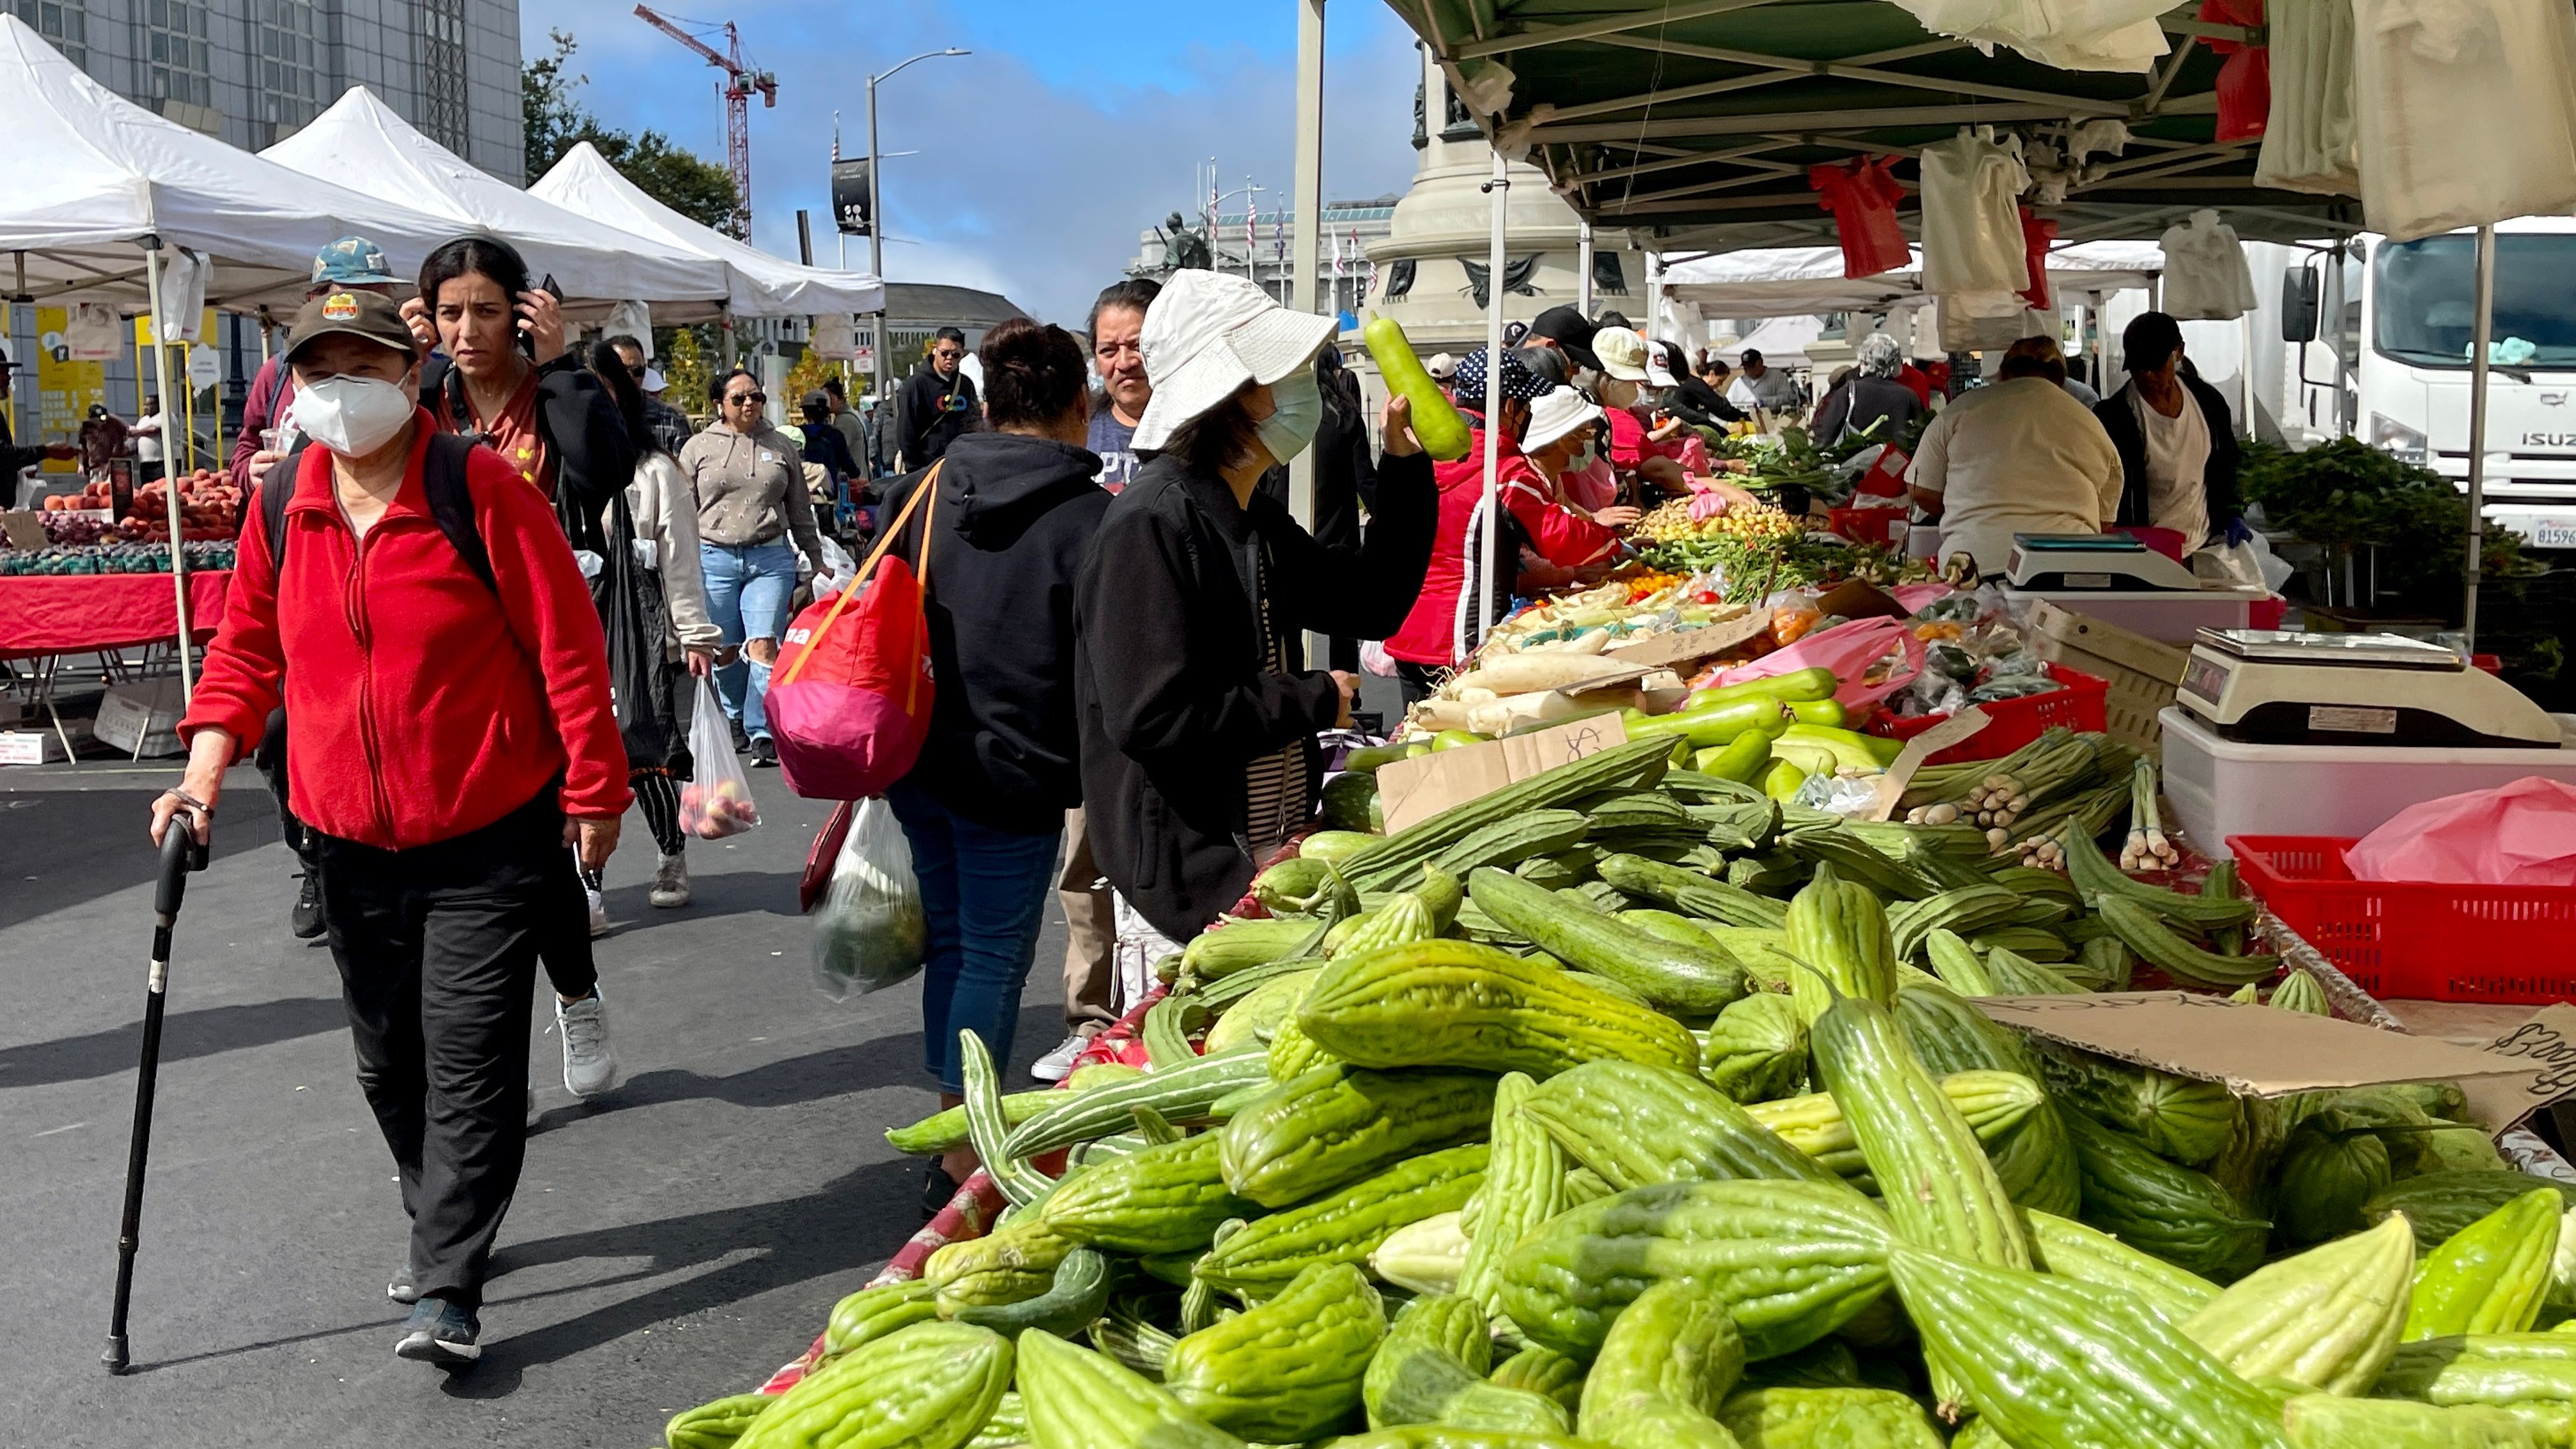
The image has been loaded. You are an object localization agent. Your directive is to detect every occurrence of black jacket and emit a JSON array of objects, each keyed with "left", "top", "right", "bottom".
[
  {"left": 896, "top": 363, "right": 977, "bottom": 469},
  {"left": 1076, "top": 448, "right": 1437, "bottom": 940},
  {"left": 877, "top": 431, "right": 1111, "bottom": 835},
  {"left": 420, "top": 352, "right": 636, "bottom": 554},
  {"left": 2094, "top": 377, "right": 2242, "bottom": 535},
  {"left": 1816, "top": 376, "right": 1922, "bottom": 448},
  {"left": 798, "top": 421, "right": 861, "bottom": 486}
]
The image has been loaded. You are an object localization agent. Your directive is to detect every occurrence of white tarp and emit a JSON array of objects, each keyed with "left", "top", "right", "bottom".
[
  {"left": 264, "top": 88, "right": 730, "bottom": 314},
  {"left": 0, "top": 16, "right": 456, "bottom": 310},
  {"left": 1665, "top": 240, "right": 2164, "bottom": 322},
  {"left": 531, "top": 142, "right": 885, "bottom": 318}
]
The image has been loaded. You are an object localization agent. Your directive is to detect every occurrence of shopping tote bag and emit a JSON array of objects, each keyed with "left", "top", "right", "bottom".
[{"left": 767, "top": 463, "right": 941, "bottom": 801}]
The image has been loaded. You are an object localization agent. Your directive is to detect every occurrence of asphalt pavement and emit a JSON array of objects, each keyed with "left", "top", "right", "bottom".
[{"left": 1, "top": 757, "right": 1068, "bottom": 1448}]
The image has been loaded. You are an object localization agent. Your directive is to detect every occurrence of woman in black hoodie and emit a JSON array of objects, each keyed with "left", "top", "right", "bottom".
[{"left": 874, "top": 318, "right": 1109, "bottom": 1207}]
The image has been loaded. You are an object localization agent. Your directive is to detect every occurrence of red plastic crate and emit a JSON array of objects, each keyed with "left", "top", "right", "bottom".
[
  {"left": 1865, "top": 663, "right": 2111, "bottom": 766},
  {"left": 1826, "top": 506, "right": 1909, "bottom": 546},
  {"left": 2230, "top": 835, "right": 2576, "bottom": 1004}
]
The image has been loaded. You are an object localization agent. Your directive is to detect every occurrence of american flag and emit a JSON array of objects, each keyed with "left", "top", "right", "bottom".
[
  {"left": 1245, "top": 190, "right": 1256, "bottom": 261},
  {"left": 1330, "top": 230, "right": 1343, "bottom": 279}
]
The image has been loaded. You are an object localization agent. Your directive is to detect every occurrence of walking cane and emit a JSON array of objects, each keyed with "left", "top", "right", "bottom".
[{"left": 104, "top": 823, "right": 208, "bottom": 1375}]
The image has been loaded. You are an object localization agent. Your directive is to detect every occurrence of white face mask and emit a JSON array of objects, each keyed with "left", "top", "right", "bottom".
[
  {"left": 1255, "top": 369, "right": 1323, "bottom": 465},
  {"left": 293, "top": 373, "right": 415, "bottom": 457}
]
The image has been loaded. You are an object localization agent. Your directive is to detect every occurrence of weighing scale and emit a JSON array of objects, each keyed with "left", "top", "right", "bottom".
[
  {"left": 2005, "top": 534, "right": 2205, "bottom": 591},
  {"left": 2176, "top": 629, "right": 2565, "bottom": 748}
]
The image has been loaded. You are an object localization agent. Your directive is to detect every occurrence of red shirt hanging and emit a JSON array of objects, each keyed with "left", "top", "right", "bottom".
[
  {"left": 2018, "top": 208, "right": 2059, "bottom": 311},
  {"left": 1810, "top": 157, "right": 1910, "bottom": 280}
]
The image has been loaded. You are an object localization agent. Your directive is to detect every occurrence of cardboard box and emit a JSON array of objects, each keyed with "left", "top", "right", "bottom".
[
  {"left": 2023, "top": 598, "right": 2189, "bottom": 757},
  {"left": 1376, "top": 715, "right": 1631, "bottom": 837},
  {"left": 1973, "top": 991, "right": 2533, "bottom": 1098},
  {"left": 0, "top": 729, "right": 67, "bottom": 766},
  {"left": 91, "top": 677, "right": 188, "bottom": 757}
]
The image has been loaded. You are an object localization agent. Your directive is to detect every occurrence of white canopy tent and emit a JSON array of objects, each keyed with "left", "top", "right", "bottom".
[
  {"left": 531, "top": 143, "right": 885, "bottom": 318},
  {"left": 0, "top": 17, "right": 454, "bottom": 313},
  {"left": 263, "top": 88, "right": 730, "bottom": 316}
]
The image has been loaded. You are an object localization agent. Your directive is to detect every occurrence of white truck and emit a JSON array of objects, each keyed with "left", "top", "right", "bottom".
[{"left": 2265, "top": 215, "right": 2576, "bottom": 550}]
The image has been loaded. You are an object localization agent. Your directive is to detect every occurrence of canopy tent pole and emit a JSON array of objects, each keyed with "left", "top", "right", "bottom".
[
  {"left": 143, "top": 243, "right": 195, "bottom": 704},
  {"left": 1645, "top": 249, "right": 1663, "bottom": 337},
  {"left": 1577, "top": 221, "right": 1595, "bottom": 315},
  {"left": 1288, "top": 0, "right": 1325, "bottom": 535},
  {"left": 1477, "top": 148, "right": 1508, "bottom": 649},
  {"left": 2462, "top": 223, "right": 2495, "bottom": 652}
]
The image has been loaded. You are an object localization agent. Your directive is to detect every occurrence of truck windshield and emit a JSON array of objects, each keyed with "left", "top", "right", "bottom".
[{"left": 2373, "top": 233, "right": 2576, "bottom": 369}]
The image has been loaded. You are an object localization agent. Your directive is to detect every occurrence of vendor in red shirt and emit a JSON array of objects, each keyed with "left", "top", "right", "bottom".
[
  {"left": 151, "top": 290, "right": 629, "bottom": 1370},
  {"left": 1383, "top": 349, "right": 1628, "bottom": 701},
  {"left": 1593, "top": 327, "right": 1761, "bottom": 508}
]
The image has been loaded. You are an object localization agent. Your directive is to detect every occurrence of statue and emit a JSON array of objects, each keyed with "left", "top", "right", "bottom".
[{"left": 1159, "top": 211, "right": 1214, "bottom": 274}]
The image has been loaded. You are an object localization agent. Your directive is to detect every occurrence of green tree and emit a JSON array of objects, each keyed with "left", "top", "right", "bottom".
[{"left": 523, "top": 29, "right": 743, "bottom": 236}]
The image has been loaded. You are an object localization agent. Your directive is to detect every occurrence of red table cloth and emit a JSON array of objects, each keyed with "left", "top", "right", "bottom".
[{"left": 0, "top": 570, "right": 233, "bottom": 661}]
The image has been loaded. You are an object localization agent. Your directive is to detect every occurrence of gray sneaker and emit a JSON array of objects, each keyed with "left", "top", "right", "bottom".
[
  {"left": 1029, "top": 1032, "right": 1090, "bottom": 1083},
  {"left": 388, "top": 1260, "right": 419, "bottom": 1305},
  {"left": 649, "top": 851, "right": 690, "bottom": 908},
  {"left": 394, "top": 1297, "right": 479, "bottom": 1368},
  {"left": 555, "top": 991, "right": 622, "bottom": 1098}
]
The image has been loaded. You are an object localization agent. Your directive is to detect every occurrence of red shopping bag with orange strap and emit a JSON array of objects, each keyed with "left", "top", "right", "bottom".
[{"left": 767, "top": 464, "right": 940, "bottom": 801}]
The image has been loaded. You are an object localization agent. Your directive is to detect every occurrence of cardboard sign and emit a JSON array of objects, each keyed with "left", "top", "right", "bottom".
[
  {"left": 1376, "top": 715, "right": 1631, "bottom": 837},
  {"left": 1972, "top": 991, "right": 2534, "bottom": 1099},
  {"left": 0, "top": 511, "right": 46, "bottom": 552},
  {"left": 1861, "top": 707, "right": 1993, "bottom": 822},
  {"left": 2462, "top": 1004, "right": 2576, "bottom": 1135},
  {"left": 1607, "top": 611, "right": 1770, "bottom": 670}
]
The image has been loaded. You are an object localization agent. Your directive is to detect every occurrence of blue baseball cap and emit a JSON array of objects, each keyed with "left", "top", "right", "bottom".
[{"left": 311, "top": 236, "right": 397, "bottom": 288}]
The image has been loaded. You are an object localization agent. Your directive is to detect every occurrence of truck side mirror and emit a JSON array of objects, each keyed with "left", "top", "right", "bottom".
[{"left": 2280, "top": 268, "right": 2320, "bottom": 344}]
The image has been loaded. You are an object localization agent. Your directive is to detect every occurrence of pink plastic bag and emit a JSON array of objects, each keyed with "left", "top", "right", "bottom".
[
  {"left": 2345, "top": 778, "right": 2576, "bottom": 887},
  {"left": 1713, "top": 616, "right": 1926, "bottom": 709}
]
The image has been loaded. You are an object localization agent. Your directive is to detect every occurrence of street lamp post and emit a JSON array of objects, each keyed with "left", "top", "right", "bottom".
[
  {"left": 1208, "top": 183, "right": 1266, "bottom": 278},
  {"left": 868, "top": 47, "right": 969, "bottom": 403}
]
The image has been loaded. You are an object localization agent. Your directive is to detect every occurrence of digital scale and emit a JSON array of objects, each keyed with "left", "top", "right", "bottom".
[
  {"left": 2176, "top": 629, "right": 2565, "bottom": 748},
  {"left": 2005, "top": 533, "right": 2205, "bottom": 592}
]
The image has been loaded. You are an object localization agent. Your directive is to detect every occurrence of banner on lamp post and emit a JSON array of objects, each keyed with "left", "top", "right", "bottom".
[{"left": 830, "top": 158, "right": 872, "bottom": 237}]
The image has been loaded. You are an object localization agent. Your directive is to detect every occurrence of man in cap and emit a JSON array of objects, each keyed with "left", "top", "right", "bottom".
[
  {"left": 1727, "top": 347, "right": 1803, "bottom": 414},
  {"left": 1523, "top": 304, "right": 1603, "bottom": 375},
  {"left": 233, "top": 237, "right": 405, "bottom": 492},
  {"left": 0, "top": 345, "right": 79, "bottom": 489}
]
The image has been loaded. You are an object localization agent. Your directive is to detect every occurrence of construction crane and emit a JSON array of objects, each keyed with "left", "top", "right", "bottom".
[{"left": 633, "top": 4, "right": 776, "bottom": 237}]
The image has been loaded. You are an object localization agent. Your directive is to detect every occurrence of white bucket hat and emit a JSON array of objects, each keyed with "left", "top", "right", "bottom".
[
  {"left": 1593, "top": 327, "right": 1650, "bottom": 382},
  {"left": 1522, "top": 386, "right": 1605, "bottom": 453},
  {"left": 1132, "top": 270, "right": 1339, "bottom": 452}
]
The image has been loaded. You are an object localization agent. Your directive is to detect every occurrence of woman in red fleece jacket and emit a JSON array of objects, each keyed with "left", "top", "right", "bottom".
[{"left": 150, "top": 290, "right": 628, "bottom": 1370}]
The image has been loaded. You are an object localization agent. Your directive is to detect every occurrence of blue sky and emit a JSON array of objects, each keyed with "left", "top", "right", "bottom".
[{"left": 526, "top": 1, "right": 1427, "bottom": 325}]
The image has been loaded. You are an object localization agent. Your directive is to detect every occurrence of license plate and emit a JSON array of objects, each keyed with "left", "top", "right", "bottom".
[{"left": 2534, "top": 522, "right": 2576, "bottom": 548}]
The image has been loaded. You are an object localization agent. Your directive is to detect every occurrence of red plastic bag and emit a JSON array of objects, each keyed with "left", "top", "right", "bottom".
[
  {"left": 2345, "top": 779, "right": 2576, "bottom": 887},
  {"left": 1810, "top": 159, "right": 1910, "bottom": 280},
  {"left": 2199, "top": 0, "right": 2269, "bottom": 141},
  {"left": 1712, "top": 616, "right": 1927, "bottom": 710},
  {"left": 767, "top": 463, "right": 942, "bottom": 801}
]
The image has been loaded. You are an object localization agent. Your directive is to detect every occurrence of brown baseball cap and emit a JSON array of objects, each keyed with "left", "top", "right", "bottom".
[{"left": 284, "top": 288, "right": 419, "bottom": 364}]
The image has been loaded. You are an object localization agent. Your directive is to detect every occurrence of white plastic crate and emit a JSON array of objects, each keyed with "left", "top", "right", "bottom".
[
  {"left": 2001, "top": 585, "right": 2267, "bottom": 644},
  {"left": 2159, "top": 704, "right": 2576, "bottom": 858}
]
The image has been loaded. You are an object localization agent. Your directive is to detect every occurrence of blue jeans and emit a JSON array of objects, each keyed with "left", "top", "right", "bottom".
[
  {"left": 888, "top": 780, "right": 1063, "bottom": 1094},
  {"left": 699, "top": 539, "right": 798, "bottom": 740}
]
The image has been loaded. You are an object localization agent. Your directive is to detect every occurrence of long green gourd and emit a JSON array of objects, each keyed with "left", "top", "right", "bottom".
[
  {"left": 1217, "top": 1062, "right": 1495, "bottom": 1208},
  {"left": 2024, "top": 1209, "right": 2219, "bottom": 1326},
  {"left": 1363, "top": 1293, "right": 1571, "bottom": 1435},
  {"left": 1364, "top": 316, "right": 1472, "bottom": 460},
  {"left": 1576, "top": 1278, "right": 1745, "bottom": 1449},
  {"left": 1297, "top": 939, "right": 1701, "bottom": 1080},
  {"left": 1334, "top": 736, "right": 1675, "bottom": 892},
  {"left": 1715, "top": 1388, "right": 1947, "bottom": 1449},
  {"left": 734, "top": 1321, "right": 1015, "bottom": 1449},
  {"left": 1037, "top": 1134, "right": 1253, "bottom": 1256},
  {"left": 1518, "top": 1058, "right": 1848, "bottom": 1191},
  {"left": 1700, "top": 990, "right": 1809, "bottom": 1103},
  {"left": 1014, "top": 1328, "right": 1246, "bottom": 1449},
  {"left": 1885, "top": 1245, "right": 2290, "bottom": 1446},
  {"left": 1162, "top": 1262, "right": 1385, "bottom": 1443},
  {"left": 1784, "top": 865, "right": 1899, "bottom": 1027},
  {"left": 1005, "top": 1050, "right": 1272, "bottom": 1158},
  {"left": 1194, "top": 1142, "right": 1488, "bottom": 1303},
  {"left": 1454, "top": 1071, "right": 1565, "bottom": 1322},
  {"left": 2177, "top": 1214, "right": 2414, "bottom": 1395},
  {"left": 2402, "top": 1189, "right": 2563, "bottom": 1341}
]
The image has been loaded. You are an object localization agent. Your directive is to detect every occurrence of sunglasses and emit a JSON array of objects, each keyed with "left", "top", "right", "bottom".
[
  {"left": 933, "top": 349, "right": 963, "bottom": 360},
  {"left": 726, "top": 391, "right": 766, "bottom": 405}
]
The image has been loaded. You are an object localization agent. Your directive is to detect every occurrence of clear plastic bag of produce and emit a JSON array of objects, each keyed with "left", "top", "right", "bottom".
[
  {"left": 677, "top": 674, "right": 761, "bottom": 840},
  {"left": 810, "top": 796, "right": 929, "bottom": 999}
]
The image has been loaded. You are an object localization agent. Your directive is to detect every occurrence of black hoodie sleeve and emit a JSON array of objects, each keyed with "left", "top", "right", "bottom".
[
  {"left": 1079, "top": 506, "right": 1342, "bottom": 771},
  {"left": 1254, "top": 448, "right": 1438, "bottom": 642},
  {"left": 534, "top": 357, "right": 636, "bottom": 516}
]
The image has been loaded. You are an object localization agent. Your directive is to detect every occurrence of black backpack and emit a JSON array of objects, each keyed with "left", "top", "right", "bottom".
[{"left": 259, "top": 431, "right": 495, "bottom": 594}]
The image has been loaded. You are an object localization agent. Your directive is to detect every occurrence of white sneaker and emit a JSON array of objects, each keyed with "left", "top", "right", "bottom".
[
  {"left": 1029, "top": 1032, "right": 1091, "bottom": 1083},
  {"left": 586, "top": 887, "right": 610, "bottom": 937},
  {"left": 555, "top": 992, "right": 622, "bottom": 1098},
  {"left": 649, "top": 852, "right": 690, "bottom": 908}
]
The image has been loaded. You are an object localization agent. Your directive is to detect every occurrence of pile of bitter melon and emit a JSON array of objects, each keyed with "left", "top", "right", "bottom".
[{"left": 670, "top": 735, "right": 2576, "bottom": 1449}]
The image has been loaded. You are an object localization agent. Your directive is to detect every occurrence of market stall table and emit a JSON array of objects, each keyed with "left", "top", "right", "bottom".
[{"left": 1, "top": 570, "right": 230, "bottom": 757}]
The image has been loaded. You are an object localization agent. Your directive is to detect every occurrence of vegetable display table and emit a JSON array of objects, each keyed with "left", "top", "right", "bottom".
[{"left": 0, "top": 571, "right": 230, "bottom": 759}]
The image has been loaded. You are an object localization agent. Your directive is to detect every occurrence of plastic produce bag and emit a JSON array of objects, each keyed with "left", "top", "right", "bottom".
[
  {"left": 810, "top": 798, "right": 929, "bottom": 999},
  {"left": 2345, "top": 778, "right": 2576, "bottom": 887},
  {"left": 678, "top": 674, "right": 761, "bottom": 840}
]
